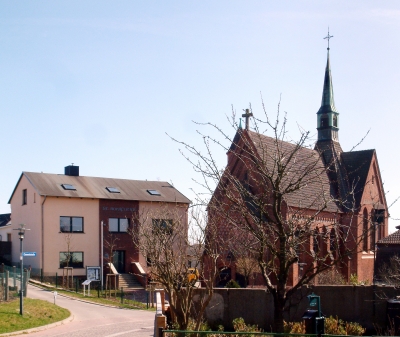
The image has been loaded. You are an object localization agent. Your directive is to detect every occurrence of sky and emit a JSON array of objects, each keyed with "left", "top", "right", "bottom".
[{"left": 1, "top": 1, "right": 400, "bottom": 232}]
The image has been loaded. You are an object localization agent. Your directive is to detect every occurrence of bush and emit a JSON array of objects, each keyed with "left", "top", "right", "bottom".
[
  {"left": 325, "top": 316, "right": 365, "bottom": 336},
  {"left": 232, "top": 317, "right": 261, "bottom": 332},
  {"left": 225, "top": 280, "right": 241, "bottom": 288},
  {"left": 283, "top": 321, "right": 305, "bottom": 334}
]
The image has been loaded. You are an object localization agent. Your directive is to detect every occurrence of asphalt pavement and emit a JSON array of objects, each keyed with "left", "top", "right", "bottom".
[{"left": 7, "top": 283, "right": 155, "bottom": 337}]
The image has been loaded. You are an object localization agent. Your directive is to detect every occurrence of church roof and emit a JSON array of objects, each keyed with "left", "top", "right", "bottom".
[
  {"left": 341, "top": 149, "right": 375, "bottom": 209},
  {"left": 378, "top": 230, "right": 400, "bottom": 245},
  {"left": 245, "top": 130, "right": 339, "bottom": 213},
  {"left": 318, "top": 50, "right": 338, "bottom": 115}
]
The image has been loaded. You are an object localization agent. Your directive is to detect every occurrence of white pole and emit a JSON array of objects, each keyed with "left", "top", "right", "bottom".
[{"left": 101, "top": 221, "right": 103, "bottom": 291}]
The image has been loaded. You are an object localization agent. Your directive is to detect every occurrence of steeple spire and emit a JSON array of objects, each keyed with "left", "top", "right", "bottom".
[{"left": 316, "top": 29, "right": 339, "bottom": 143}]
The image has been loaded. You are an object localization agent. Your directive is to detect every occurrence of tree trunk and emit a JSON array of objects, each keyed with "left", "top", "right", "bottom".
[{"left": 273, "top": 292, "right": 285, "bottom": 333}]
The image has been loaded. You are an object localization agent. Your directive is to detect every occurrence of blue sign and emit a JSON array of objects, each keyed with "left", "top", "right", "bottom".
[{"left": 23, "top": 252, "right": 36, "bottom": 257}]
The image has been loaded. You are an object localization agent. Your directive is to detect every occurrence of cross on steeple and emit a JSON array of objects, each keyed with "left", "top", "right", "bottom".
[
  {"left": 324, "top": 28, "right": 333, "bottom": 50},
  {"left": 242, "top": 109, "right": 253, "bottom": 131}
]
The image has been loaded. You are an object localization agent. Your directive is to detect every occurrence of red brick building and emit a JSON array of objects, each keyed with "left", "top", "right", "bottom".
[{"left": 207, "top": 48, "right": 388, "bottom": 286}]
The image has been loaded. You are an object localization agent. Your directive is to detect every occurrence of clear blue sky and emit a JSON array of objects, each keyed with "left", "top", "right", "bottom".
[{"left": 1, "top": 1, "right": 400, "bottom": 232}]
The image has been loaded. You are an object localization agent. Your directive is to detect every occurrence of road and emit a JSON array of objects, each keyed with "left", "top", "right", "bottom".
[{"left": 19, "top": 284, "right": 155, "bottom": 337}]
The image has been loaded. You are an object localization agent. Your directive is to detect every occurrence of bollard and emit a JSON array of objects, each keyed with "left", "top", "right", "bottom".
[
  {"left": 97, "top": 284, "right": 100, "bottom": 298},
  {"left": 121, "top": 287, "right": 124, "bottom": 304},
  {"left": 5, "top": 271, "right": 9, "bottom": 301},
  {"left": 13, "top": 266, "right": 16, "bottom": 288},
  {"left": 75, "top": 278, "right": 78, "bottom": 293},
  {"left": 56, "top": 272, "right": 58, "bottom": 288},
  {"left": 147, "top": 291, "right": 149, "bottom": 309},
  {"left": 41, "top": 269, "right": 43, "bottom": 283}
]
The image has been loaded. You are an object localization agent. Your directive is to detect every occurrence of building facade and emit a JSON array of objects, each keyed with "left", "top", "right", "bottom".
[
  {"left": 8, "top": 166, "right": 190, "bottom": 280},
  {"left": 207, "top": 47, "right": 388, "bottom": 286}
]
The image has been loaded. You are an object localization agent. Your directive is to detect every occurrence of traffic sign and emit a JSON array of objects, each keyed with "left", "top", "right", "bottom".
[{"left": 23, "top": 252, "right": 36, "bottom": 257}]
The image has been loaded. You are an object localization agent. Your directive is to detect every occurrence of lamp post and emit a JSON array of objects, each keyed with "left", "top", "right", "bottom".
[{"left": 13, "top": 224, "right": 29, "bottom": 315}]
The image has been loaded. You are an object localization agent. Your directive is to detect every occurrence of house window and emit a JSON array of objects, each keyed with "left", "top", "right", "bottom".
[
  {"left": 22, "top": 189, "right": 27, "bottom": 205},
  {"left": 109, "top": 218, "right": 129, "bottom": 233},
  {"left": 106, "top": 187, "right": 120, "bottom": 193},
  {"left": 60, "top": 216, "right": 83, "bottom": 233},
  {"left": 152, "top": 219, "right": 173, "bottom": 234},
  {"left": 147, "top": 189, "right": 161, "bottom": 196},
  {"left": 61, "top": 184, "right": 76, "bottom": 191},
  {"left": 59, "top": 252, "right": 84, "bottom": 268}
]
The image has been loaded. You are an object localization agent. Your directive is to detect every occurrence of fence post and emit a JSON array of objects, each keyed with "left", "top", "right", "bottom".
[
  {"left": 13, "top": 266, "right": 16, "bottom": 288},
  {"left": 5, "top": 271, "right": 9, "bottom": 301},
  {"left": 41, "top": 269, "right": 43, "bottom": 283},
  {"left": 97, "top": 284, "right": 100, "bottom": 298},
  {"left": 121, "top": 287, "right": 124, "bottom": 304},
  {"left": 56, "top": 272, "right": 58, "bottom": 288},
  {"left": 75, "top": 277, "right": 78, "bottom": 293}
]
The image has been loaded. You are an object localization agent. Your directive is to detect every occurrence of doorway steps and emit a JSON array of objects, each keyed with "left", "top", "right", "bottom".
[{"left": 118, "top": 273, "right": 143, "bottom": 290}]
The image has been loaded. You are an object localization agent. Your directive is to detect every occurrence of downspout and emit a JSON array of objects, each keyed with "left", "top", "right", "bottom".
[{"left": 41, "top": 196, "right": 47, "bottom": 273}]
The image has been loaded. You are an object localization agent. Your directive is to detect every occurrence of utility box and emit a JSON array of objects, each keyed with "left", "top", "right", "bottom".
[{"left": 302, "top": 309, "right": 325, "bottom": 335}]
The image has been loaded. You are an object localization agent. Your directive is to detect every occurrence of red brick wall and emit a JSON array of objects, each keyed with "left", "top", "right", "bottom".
[{"left": 99, "top": 199, "right": 139, "bottom": 274}]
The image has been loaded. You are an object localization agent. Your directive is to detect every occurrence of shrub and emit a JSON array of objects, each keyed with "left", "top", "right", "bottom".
[
  {"left": 325, "top": 316, "right": 365, "bottom": 336},
  {"left": 283, "top": 321, "right": 306, "bottom": 334},
  {"left": 232, "top": 317, "right": 261, "bottom": 332},
  {"left": 225, "top": 280, "right": 241, "bottom": 288}
]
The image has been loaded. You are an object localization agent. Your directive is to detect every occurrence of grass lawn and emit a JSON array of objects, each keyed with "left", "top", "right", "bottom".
[
  {"left": 0, "top": 297, "right": 70, "bottom": 334},
  {"left": 30, "top": 282, "right": 154, "bottom": 311}
]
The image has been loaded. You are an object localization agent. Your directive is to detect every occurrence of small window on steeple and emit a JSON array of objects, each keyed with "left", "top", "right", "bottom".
[
  {"left": 320, "top": 115, "right": 329, "bottom": 128},
  {"left": 333, "top": 115, "right": 338, "bottom": 127}
]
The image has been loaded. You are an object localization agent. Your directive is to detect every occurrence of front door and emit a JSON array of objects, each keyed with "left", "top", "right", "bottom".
[{"left": 113, "top": 250, "right": 125, "bottom": 273}]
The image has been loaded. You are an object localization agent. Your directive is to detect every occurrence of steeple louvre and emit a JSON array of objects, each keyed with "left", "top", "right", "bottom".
[{"left": 316, "top": 31, "right": 339, "bottom": 143}]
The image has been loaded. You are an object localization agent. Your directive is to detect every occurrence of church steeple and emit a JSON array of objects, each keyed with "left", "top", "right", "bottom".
[{"left": 317, "top": 30, "right": 339, "bottom": 143}]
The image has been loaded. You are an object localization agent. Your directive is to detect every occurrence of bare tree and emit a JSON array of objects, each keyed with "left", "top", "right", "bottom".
[
  {"left": 235, "top": 253, "right": 260, "bottom": 287},
  {"left": 378, "top": 255, "right": 400, "bottom": 286},
  {"left": 130, "top": 203, "right": 222, "bottom": 330},
  {"left": 171, "top": 103, "right": 386, "bottom": 332}
]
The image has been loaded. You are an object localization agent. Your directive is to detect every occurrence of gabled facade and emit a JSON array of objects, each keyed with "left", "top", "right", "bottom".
[
  {"left": 208, "top": 46, "right": 388, "bottom": 286},
  {"left": 8, "top": 166, "right": 190, "bottom": 279}
]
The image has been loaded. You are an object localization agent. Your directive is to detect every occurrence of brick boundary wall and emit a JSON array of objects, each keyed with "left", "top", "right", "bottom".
[{"left": 192, "top": 285, "right": 399, "bottom": 332}]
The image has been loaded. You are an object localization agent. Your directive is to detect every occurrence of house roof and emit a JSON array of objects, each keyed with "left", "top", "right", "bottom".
[
  {"left": 245, "top": 131, "right": 339, "bottom": 212},
  {"left": 378, "top": 230, "right": 400, "bottom": 245},
  {"left": 0, "top": 213, "right": 11, "bottom": 227},
  {"left": 9, "top": 172, "right": 191, "bottom": 204}
]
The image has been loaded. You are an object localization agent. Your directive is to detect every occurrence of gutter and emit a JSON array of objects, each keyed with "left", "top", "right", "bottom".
[{"left": 41, "top": 196, "right": 47, "bottom": 272}]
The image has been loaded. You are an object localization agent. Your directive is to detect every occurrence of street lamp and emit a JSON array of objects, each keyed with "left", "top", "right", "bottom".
[{"left": 13, "top": 224, "right": 30, "bottom": 315}]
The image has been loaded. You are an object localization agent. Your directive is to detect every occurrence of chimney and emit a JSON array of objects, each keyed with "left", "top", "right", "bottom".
[{"left": 64, "top": 165, "right": 79, "bottom": 176}]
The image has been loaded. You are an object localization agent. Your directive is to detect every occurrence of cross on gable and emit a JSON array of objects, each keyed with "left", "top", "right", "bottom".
[{"left": 242, "top": 109, "right": 253, "bottom": 131}]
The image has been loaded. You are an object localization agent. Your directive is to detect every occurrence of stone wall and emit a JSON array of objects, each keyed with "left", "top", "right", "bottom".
[{"left": 192, "top": 285, "right": 399, "bottom": 332}]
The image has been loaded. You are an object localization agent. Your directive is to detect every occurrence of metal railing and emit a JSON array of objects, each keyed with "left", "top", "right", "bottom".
[{"left": 162, "top": 331, "right": 379, "bottom": 337}]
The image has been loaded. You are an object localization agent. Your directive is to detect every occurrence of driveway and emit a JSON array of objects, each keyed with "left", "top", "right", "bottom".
[{"left": 14, "top": 284, "right": 155, "bottom": 337}]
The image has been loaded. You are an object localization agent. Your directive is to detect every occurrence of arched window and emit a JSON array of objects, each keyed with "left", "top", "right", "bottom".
[
  {"left": 313, "top": 229, "right": 319, "bottom": 254},
  {"left": 363, "top": 208, "right": 368, "bottom": 251},
  {"left": 370, "top": 210, "right": 376, "bottom": 251},
  {"left": 320, "top": 114, "right": 329, "bottom": 128},
  {"left": 333, "top": 115, "right": 338, "bottom": 127},
  {"left": 330, "top": 228, "right": 337, "bottom": 251}
]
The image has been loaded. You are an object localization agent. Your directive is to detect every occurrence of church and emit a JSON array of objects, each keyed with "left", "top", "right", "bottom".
[{"left": 207, "top": 40, "right": 388, "bottom": 287}]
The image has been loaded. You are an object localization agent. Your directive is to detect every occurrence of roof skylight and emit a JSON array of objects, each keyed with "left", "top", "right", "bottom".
[
  {"left": 61, "top": 184, "right": 76, "bottom": 191},
  {"left": 147, "top": 189, "right": 161, "bottom": 196},
  {"left": 106, "top": 187, "right": 120, "bottom": 193}
]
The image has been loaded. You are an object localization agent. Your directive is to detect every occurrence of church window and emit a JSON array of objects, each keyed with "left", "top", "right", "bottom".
[
  {"left": 320, "top": 115, "right": 329, "bottom": 128},
  {"left": 333, "top": 115, "right": 338, "bottom": 127},
  {"left": 330, "top": 228, "right": 337, "bottom": 251},
  {"left": 313, "top": 229, "right": 319, "bottom": 254},
  {"left": 370, "top": 210, "right": 376, "bottom": 251},
  {"left": 363, "top": 209, "right": 368, "bottom": 252}
]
